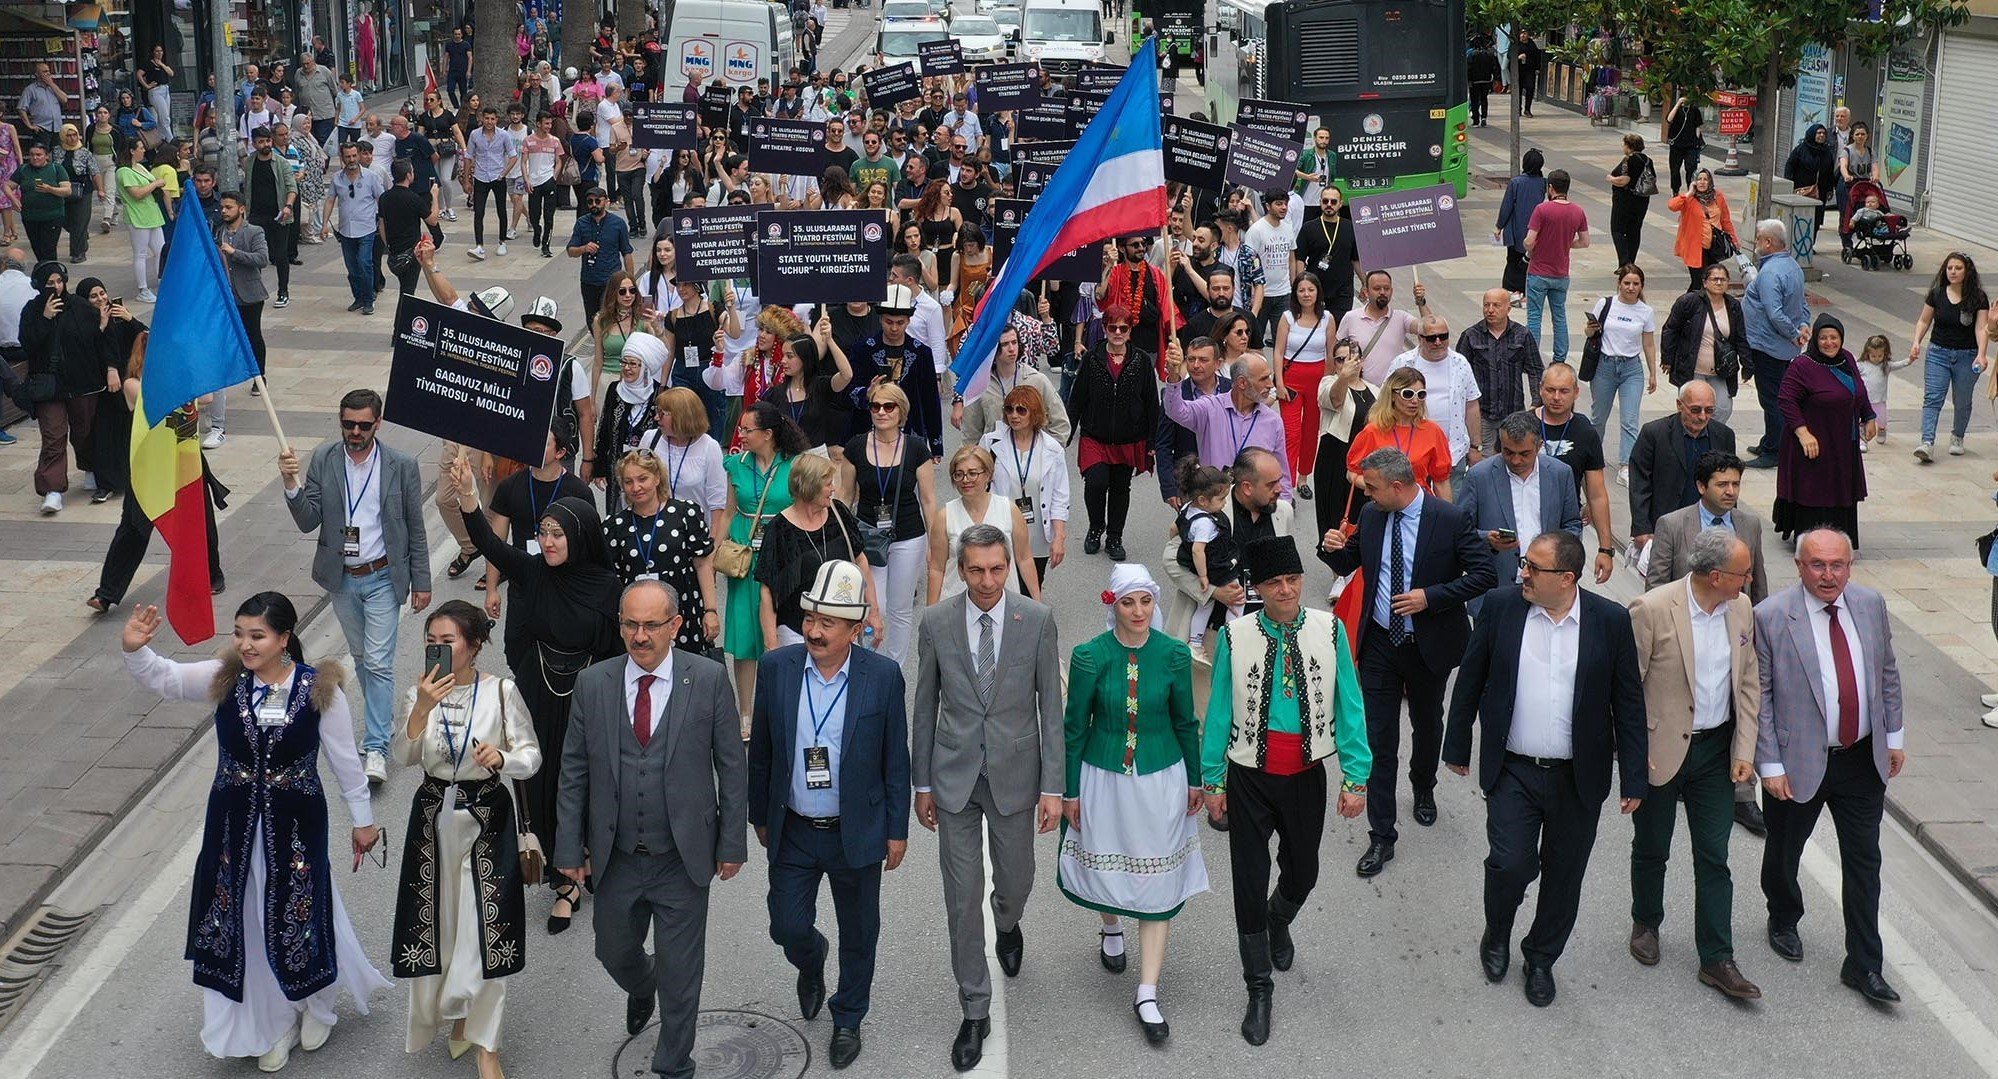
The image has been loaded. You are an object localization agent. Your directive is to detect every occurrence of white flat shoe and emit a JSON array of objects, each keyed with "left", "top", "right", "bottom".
[
  {"left": 1980, "top": 693, "right": 1998, "bottom": 708},
  {"left": 300, "top": 1012, "right": 332, "bottom": 1051},
  {"left": 1983, "top": 706, "right": 1998, "bottom": 730},
  {"left": 257, "top": 1025, "right": 299, "bottom": 1072}
]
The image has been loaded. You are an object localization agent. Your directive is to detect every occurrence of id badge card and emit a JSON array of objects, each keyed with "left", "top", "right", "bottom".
[
  {"left": 526, "top": 538, "right": 542, "bottom": 556},
  {"left": 634, "top": 572, "right": 660, "bottom": 582},
  {"left": 450, "top": 782, "right": 470, "bottom": 809},
  {"left": 1015, "top": 495, "right": 1036, "bottom": 524},
  {"left": 1315, "top": 257, "right": 1331, "bottom": 272},
  {"left": 683, "top": 345, "right": 703, "bottom": 369},
  {"left": 803, "top": 745, "right": 833, "bottom": 790},
  {"left": 255, "top": 691, "right": 289, "bottom": 728},
  {"left": 875, "top": 509, "right": 894, "bottom": 529},
  {"left": 750, "top": 525, "right": 765, "bottom": 551},
  {"left": 341, "top": 526, "right": 362, "bottom": 558}
]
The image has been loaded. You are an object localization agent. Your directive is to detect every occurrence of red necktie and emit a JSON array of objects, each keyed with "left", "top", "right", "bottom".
[
  {"left": 1824, "top": 605, "right": 1860, "bottom": 747},
  {"left": 634, "top": 674, "right": 657, "bottom": 749}
]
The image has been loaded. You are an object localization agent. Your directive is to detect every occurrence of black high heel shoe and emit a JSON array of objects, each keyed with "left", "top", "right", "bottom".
[{"left": 547, "top": 880, "right": 583, "bottom": 934}]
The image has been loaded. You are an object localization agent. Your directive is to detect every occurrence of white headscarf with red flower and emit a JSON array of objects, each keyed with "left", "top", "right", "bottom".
[{"left": 1103, "top": 563, "right": 1166, "bottom": 632}]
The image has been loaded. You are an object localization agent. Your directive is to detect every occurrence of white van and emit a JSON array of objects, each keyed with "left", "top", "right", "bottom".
[
  {"left": 664, "top": 0, "right": 796, "bottom": 95},
  {"left": 1017, "top": 0, "right": 1107, "bottom": 74}
]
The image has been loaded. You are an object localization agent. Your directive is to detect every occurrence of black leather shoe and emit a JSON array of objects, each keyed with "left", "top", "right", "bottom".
[
  {"left": 1133, "top": 997, "right": 1169, "bottom": 1046},
  {"left": 1355, "top": 839, "right": 1395, "bottom": 878},
  {"left": 828, "top": 1026, "right": 863, "bottom": 1068},
  {"left": 1733, "top": 800, "right": 1768, "bottom": 836},
  {"left": 626, "top": 992, "right": 655, "bottom": 1034},
  {"left": 950, "top": 1017, "right": 990, "bottom": 1072},
  {"left": 1768, "top": 922, "right": 1803, "bottom": 961},
  {"left": 1522, "top": 962, "right": 1557, "bottom": 1007},
  {"left": 1413, "top": 791, "right": 1438, "bottom": 827},
  {"left": 1105, "top": 535, "right": 1127, "bottom": 561},
  {"left": 1479, "top": 928, "right": 1510, "bottom": 983},
  {"left": 798, "top": 964, "right": 826, "bottom": 1020},
  {"left": 210, "top": 574, "right": 226, "bottom": 595},
  {"left": 995, "top": 926, "right": 1024, "bottom": 977},
  {"left": 1266, "top": 891, "right": 1302, "bottom": 972},
  {"left": 1084, "top": 529, "right": 1103, "bottom": 555},
  {"left": 1841, "top": 966, "right": 1902, "bottom": 1004},
  {"left": 1099, "top": 928, "right": 1127, "bottom": 973},
  {"left": 1207, "top": 809, "right": 1230, "bottom": 832}
]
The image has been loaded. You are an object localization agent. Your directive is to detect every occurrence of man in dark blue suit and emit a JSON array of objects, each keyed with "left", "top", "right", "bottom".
[
  {"left": 1443, "top": 531, "right": 1648, "bottom": 1007},
  {"left": 1318, "top": 446, "right": 1496, "bottom": 877},
  {"left": 748, "top": 559, "right": 912, "bottom": 1070}
]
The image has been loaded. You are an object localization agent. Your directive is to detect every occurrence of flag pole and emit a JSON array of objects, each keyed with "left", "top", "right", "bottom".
[{"left": 251, "top": 377, "right": 291, "bottom": 455}]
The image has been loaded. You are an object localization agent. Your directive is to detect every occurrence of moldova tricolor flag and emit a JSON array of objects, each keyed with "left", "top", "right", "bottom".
[
  {"left": 130, "top": 203, "right": 259, "bottom": 644},
  {"left": 949, "top": 37, "right": 1169, "bottom": 399}
]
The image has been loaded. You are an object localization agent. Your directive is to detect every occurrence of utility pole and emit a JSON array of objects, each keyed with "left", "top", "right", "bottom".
[{"left": 210, "top": 2, "right": 239, "bottom": 190}]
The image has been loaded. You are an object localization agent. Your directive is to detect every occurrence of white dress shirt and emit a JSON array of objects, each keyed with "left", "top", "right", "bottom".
[
  {"left": 913, "top": 289, "right": 952, "bottom": 370},
  {"left": 1508, "top": 601, "right": 1580, "bottom": 758},
  {"left": 624, "top": 653, "right": 676, "bottom": 736},
  {"left": 343, "top": 446, "right": 387, "bottom": 564},
  {"left": 1685, "top": 581, "right": 1733, "bottom": 732},
  {"left": 966, "top": 592, "right": 1007, "bottom": 660},
  {"left": 1508, "top": 462, "right": 1542, "bottom": 539}
]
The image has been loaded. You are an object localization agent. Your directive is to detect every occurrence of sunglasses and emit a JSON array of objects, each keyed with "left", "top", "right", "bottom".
[
  {"left": 1395, "top": 388, "right": 1428, "bottom": 400},
  {"left": 617, "top": 286, "right": 637, "bottom": 294},
  {"left": 1004, "top": 405, "right": 1031, "bottom": 415},
  {"left": 1419, "top": 332, "right": 1451, "bottom": 343},
  {"left": 869, "top": 401, "right": 901, "bottom": 412},
  {"left": 1105, "top": 324, "right": 1133, "bottom": 332},
  {"left": 340, "top": 419, "right": 377, "bottom": 431}
]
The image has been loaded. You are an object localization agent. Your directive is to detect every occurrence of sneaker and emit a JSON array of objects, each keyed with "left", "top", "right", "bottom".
[
  {"left": 1915, "top": 442, "right": 1934, "bottom": 463},
  {"left": 468, "top": 246, "right": 487, "bottom": 260},
  {"left": 1859, "top": 440, "right": 1869, "bottom": 454},
  {"left": 299, "top": 1012, "right": 332, "bottom": 1052},
  {"left": 504, "top": 228, "right": 518, "bottom": 240},
  {"left": 250, "top": 382, "right": 261, "bottom": 396},
  {"left": 1950, "top": 436, "right": 1966, "bottom": 456},
  {"left": 541, "top": 247, "right": 553, "bottom": 258},
  {"left": 346, "top": 300, "right": 364, "bottom": 312},
  {"left": 91, "top": 488, "right": 113, "bottom": 504},
  {"left": 136, "top": 288, "right": 158, "bottom": 304},
  {"left": 443, "top": 208, "right": 459, "bottom": 221},
  {"left": 1984, "top": 706, "right": 1998, "bottom": 731},
  {"left": 40, "top": 491, "right": 61, "bottom": 515},
  {"left": 0, "top": 428, "right": 15, "bottom": 444},
  {"left": 257, "top": 1024, "right": 299, "bottom": 1072},
  {"left": 497, "top": 243, "right": 508, "bottom": 257},
  {"left": 1877, "top": 431, "right": 1889, "bottom": 444},
  {"left": 202, "top": 429, "right": 226, "bottom": 449},
  {"left": 364, "top": 750, "right": 388, "bottom": 785},
  {"left": 1617, "top": 464, "right": 1630, "bottom": 486},
  {"left": 362, "top": 304, "right": 374, "bottom": 316},
  {"left": 273, "top": 293, "right": 290, "bottom": 309}
]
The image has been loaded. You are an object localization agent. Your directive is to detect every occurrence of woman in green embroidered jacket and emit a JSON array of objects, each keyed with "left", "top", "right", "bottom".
[{"left": 1056, "top": 563, "right": 1207, "bottom": 1046}]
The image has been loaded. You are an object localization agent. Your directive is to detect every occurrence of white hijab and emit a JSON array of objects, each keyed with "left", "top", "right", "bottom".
[{"left": 1104, "top": 563, "right": 1166, "bottom": 632}]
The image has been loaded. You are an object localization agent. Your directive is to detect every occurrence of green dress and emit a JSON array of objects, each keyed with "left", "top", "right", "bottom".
[{"left": 721, "top": 452, "right": 795, "bottom": 657}]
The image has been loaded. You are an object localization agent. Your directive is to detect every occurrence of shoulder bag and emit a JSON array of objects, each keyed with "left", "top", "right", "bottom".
[
  {"left": 715, "top": 458, "right": 779, "bottom": 578},
  {"left": 1706, "top": 299, "right": 1741, "bottom": 381},
  {"left": 1579, "top": 297, "right": 1613, "bottom": 383},
  {"left": 855, "top": 441, "right": 904, "bottom": 565},
  {"left": 499, "top": 679, "right": 545, "bottom": 886},
  {"left": 1628, "top": 155, "right": 1659, "bottom": 198}
]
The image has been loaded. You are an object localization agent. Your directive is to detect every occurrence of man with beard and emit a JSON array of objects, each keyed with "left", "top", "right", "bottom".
[
  {"left": 1171, "top": 226, "right": 1224, "bottom": 333},
  {"left": 1100, "top": 235, "right": 1169, "bottom": 372},
  {"left": 1337, "top": 270, "right": 1430, "bottom": 384},
  {"left": 1161, "top": 352, "right": 1293, "bottom": 500},
  {"left": 848, "top": 284, "right": 944, "bottom": 459},
  {"left": 1532, "top": 362, "right": 1618, "bottom": 584},
  {"left": 1156, "top": 336, "right": 1231, "bottom": 506},
  {"left": 1290, "top": 186, "right": 1360, "bottom": 322},
  {"left": 1178, "top": 264, "right": 1239, "bottom": 349}
]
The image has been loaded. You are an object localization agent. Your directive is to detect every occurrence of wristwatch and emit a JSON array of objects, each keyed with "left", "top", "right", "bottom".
[{"left": 1598, "top": 546, "right": 1615, "bottom": 555}]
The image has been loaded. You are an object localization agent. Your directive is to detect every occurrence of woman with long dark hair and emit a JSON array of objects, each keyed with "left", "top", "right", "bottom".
[
  {"left": 1313, "top": 336, "right": 1377, "bottom": 538},
  {"left": 914, "top": 180, "right": 962, "bottom": 256},
  {"left": 1606, "top": 132, "right": 1656, "bottom": 267},
  {"left": 718, "top": 401, "right": 809, "bottom": 729},
  {"left": 1272, "top": 272, "right": 1330, "bottom": 495},
  {"left": 120, "top": 592, "right": 390, "bottom": 1069},
  {"left": 392, "top": 601, "right": 539, "bottom": 1079},
  {"left": 946, "top": 223, "right": 992, "bottom": 357},
  {"left": 1066, "top": 302, "right": 1160, "bottom": 562},
  {"left": 1661, "top": 261, "right": 1748, "bottom": 424},
  {"left": 761, "top": 330, "right": 853, "bottom": 452},
  {"left": 1495, "top": 148, "right": 1546, "bottom": 302},
  {"left": 1908, "top": 251, "right": 1996, "bottom": 463},
  {"left": 445, "top": 459, "right": 622, "bottom": 934}
]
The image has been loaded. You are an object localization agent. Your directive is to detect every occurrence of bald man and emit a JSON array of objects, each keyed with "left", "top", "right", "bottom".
[
  {"left": 1629, "top": 381, "right": 1736, "bottom": 551},
  {"left": 1457, "top": 287, "right": 1544, "bottom": 455}
]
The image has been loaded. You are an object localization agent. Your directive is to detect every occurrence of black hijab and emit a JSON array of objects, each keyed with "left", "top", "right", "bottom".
[
  {"left": 522, "top": 495, "right": 623, "bottom": 658},
  {"left": 1810, "top": 313, "right": 1852, "bottom": 366}
]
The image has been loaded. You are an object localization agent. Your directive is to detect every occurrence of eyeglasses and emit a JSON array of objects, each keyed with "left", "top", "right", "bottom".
[
  {"left": 534, "top": 527, "right": 567, "bottom": 540},
  {"left": 1684, "top": 406, "right": 1717, "bottom": 416},
  {"left": 1105, "top": 324, "right": 1133, "bottom": 332},
  {"left": 340, "top": 419, "right": 377, "bottom": 431},
  {"left": 1395, "top": 388, "right": 1428, "bottom": 400},
  {"left": 951, "top": 468, "right": 988, "bottom": 480},
  {"left": 1711, "top": 567, "right": 1754, "bottom": 580},
  {"left": 1519, "top": 558, "right": 1570, "bottom": 577},
  {"left": 738, "top": 425, "right": 765, "bottom": 435},
  {"left": 618, "top": 618, "right": 677, "bottom": 633},
  {"left": 1419, "top": 332, "right": 1451, "bottom": 343},
  {"left": 869, "top": 401, "right": 900, "bottom": 412},
  {"left": 1004, "top": 405, "right": 1031, "bottom": 415}
]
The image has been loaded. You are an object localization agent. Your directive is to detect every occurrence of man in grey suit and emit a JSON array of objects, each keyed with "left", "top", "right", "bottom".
[
  {"left": 203, "top": 190, "right": 271, "bottom": 449},
  {"left": 279, "top": 388, "right": 430, "bottom": 783},
  {"left": 1454, "top": 409, "right": 1580, "bottom": 610},
  {"left": 556, "top": 580, "right": 749, "bottom": 1078},
  {"left": 1755, "top": 528, "right": 1908, "bottom": 1005},
  {"left": 912, "top": 524, "right": 1064, "bottom": 1073}
]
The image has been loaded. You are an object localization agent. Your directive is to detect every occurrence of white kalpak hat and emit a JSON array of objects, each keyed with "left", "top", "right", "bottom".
[
  {"left": 800, "top": 559, "right": 870, "bottom": 621},
  {"left": 1103, "top": 563, "right": 1166, "bottom": 631}
]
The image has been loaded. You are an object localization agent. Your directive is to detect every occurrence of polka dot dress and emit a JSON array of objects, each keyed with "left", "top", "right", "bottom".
[{"left": 607, "top": 498, "right": 717, "bottom": 653}]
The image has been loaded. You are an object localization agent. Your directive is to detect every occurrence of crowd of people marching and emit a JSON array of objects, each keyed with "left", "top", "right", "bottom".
[{"left": 0, "top": 7, "right": 1971, "bottom": 1079}]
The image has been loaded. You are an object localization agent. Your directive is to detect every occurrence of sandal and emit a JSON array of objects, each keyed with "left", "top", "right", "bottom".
[
  {"left": 547, "top": 880, "right": 583, "bottom": 935},
  {"left": 447, "top": 550, "right": 482, "bottom": 579}
]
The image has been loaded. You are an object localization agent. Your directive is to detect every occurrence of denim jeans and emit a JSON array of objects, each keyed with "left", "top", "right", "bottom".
[
  {"left": 1921, "top": 344, "right": 1980, "bottom": 444},
  {"left": 1525, "top": 273, "right": 1572, "bottom": 362},
  {"left": 329, "top": 566, "right": 400, "bottom": 754},
  {"left": 1589, "top": 354, "right": 1645, "bottom": 465},
  {"left": 338, "top": 232, "right": 376, "bottom": 306}
]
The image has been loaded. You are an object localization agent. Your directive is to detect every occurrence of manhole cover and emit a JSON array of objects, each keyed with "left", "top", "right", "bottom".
[{"left": 614, "top": 1009, "right": 810, "bottom": 1079}]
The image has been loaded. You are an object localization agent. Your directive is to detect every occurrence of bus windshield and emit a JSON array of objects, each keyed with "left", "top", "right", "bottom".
[{"left": 1023, "top": 8, "right": 1100, "bottom": 41}]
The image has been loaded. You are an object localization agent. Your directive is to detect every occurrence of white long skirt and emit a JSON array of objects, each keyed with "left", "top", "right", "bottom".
[
  {"left": 1057, "top": 759, "right": 1210, "bottom": 920},
  {"left": 406, "top": 803, "right": 510, "bottom": 1053},
  {"left": 201, "top": 832, "right": 393, "bottom": 1058}
]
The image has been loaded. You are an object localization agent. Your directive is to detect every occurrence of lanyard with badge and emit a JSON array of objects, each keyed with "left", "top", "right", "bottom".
[
  {"left": 525, "top": 474, "right": 553, "bottom": 555},
  {"left": 872, "top": 434, "right": 902, "bottom": 529},
  {"left": 1010, "top": 436, "right": 1036, "bottom": 524},
  {"left": 438, "top": 677, "right": 481, "bottom": 806},
  {"left": 1539, "top": 414, "right": 1571, "bottom": 458},
  {"left": 1314, "top": 216, "right": 1340, "bottom": 273},
  {"left": 343, "top": 448, "right": 378, "bottom": 559},
  {"left": 251, "top": 679, "right": 291, "bottom": 730},
  {"left": 1227, "top": 408, "right": 1260, "bottom": 460},
  {"left": 632, "top": 508, "right": 666, "bottom": 581},
  {"left": 802, "top": 670, "right": 846, "bottom": 790}
]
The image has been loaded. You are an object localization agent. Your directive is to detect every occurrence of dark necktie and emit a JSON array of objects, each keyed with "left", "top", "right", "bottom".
[
  {"left": 1824, "top": 605, "right": 1859, "bottom": 747},
  {"left": 1388, "top": 510, "right": 1409, "bottom": 646},
  {"left": 634, "top": 674, "right": 657, "bottom": 749}
]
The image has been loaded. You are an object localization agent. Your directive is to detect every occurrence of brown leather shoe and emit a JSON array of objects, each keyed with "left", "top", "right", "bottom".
[
  {"left": 1628, "top": 923, "right": 1660, "bottom": 966},
  {"left": 1699, "top": 959, "right": 1764, "bottom": 1000}
]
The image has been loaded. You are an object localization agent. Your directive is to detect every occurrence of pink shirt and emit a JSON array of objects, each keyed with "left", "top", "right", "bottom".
[{"left": 1525, "top": 199, "right": 1588, "bottom": 279}]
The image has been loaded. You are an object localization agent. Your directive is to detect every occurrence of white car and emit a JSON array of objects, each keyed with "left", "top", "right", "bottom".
[
  {"left": 877, "top": 21, "right": 953, "bottom": 65},
  {"left": 989, "top": 3, "right": 1022, "bottom": 34},
  {"left": 947, "top": 13, "right": 1010, "bottom": 62},
  {"left": 881, "top": 0, "right": 932, "bottom": 21}
]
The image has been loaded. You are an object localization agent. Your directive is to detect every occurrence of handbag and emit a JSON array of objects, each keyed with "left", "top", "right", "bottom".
[
  {"left": 1628, "top": 156, "right": 1659, "bottom": 198},
  {"left": 1706, "top": 299, "right": 1741, "bottom": 382},
  {"left": 555, "top": 152, "right": 581, "bottom": 187},
  {"left": 1579, "top": 297, "right": 1612, "bottom": 383},
  {"left": 855, "top": 440, "right": 905, "bottom": 565},
  {"left": 1978, "top": 524, "right": 1998, "bottom": 567},
  {"left": 499, "top": 680, "right": 544, "bottom": 886},
  {"left": 715, "top": 458, "right": 780, "bottom": 578}
]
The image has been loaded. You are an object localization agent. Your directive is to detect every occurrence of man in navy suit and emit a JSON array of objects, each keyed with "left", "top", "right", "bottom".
[
  {"left": 1319, "top": 446, "right": 1496, "bottom": 877},
  {"left": 1443, "top": 531, "right": 1648, "bottom": 1007},
  {"left": 748, "top": 559, "right": 912, "bottom": 1070}
]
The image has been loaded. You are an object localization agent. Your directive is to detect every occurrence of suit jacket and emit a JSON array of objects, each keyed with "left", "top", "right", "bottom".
[
  {"left": 1319, "top": 493, "right": 1496, "bottom": 673},
  {"left": 554, "top": 650, "right": 750, "bottom": 879},
  {"left": 747, "top": 644, "right": 911, "bottom": 868},
  {"left": 283, "top": 438, "right": 432, "bottom": 602},
  {"left": 1753, "top": 583, "right": 1903, "bottom": 802},
  {"left": 1628, "top": 416, "right": 1736, "bottom": 537},
  {"left": 216, "top": 221, "right": 271, "bottom": 304},
  {"left": 1443, "top": 588, "right": 1649, "bottom": 804},
  {"left": 1644, "top": 502, "right": 1771, "bottom": 604},
  {"left": 912, "top": 593, "right": 1064, "bottom": 816},
  {"left": 1629, "top": 576, "right": 1759, "bottom": 787},
  {"left": 1454, "top": 454, "right": 1581, "bottom": 600}
]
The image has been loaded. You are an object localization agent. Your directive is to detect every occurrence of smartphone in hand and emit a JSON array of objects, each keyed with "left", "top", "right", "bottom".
[{"left": 424, "top": 643, "right": 453, "bottom": 681}]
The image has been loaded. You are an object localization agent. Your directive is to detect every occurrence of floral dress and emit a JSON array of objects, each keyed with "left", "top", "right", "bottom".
[{"left": 0, "top": 125, "right": 22, "bottom": 212}]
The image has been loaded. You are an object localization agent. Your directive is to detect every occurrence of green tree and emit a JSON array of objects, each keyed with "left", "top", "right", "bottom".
[{"left": 1469, "top": 0, "right": 1607, "bottom": 172}]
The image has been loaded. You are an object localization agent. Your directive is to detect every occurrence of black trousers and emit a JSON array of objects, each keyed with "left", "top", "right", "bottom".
[
  {"left": 1520, "top": 70, "right": 1538, "bottom": 113},
  {"left": 250, "top": 213, "right": 292, "bottom": 295},
  {"left": 94, "top": 466, "right": 223, "bottom": 605},
  {"left": 1252, "top": 293, "right": 1285, "bottom": 351},
  {"left": 766, "top": 814, "right": 883, "bottom": 1029},
  {"left": 1080, "top": 462, "right": 1134, "bottom": 538},
  {"left": 529, "top": 179, "right": 561, "bottom": 248},
  {"left": 615, "top": 169, "right": 647, "bottom": 233},
  {"left": 24, "top": 218, "right": 61, "bottom": 263},
  {"left": 238, "top": 301, "right": 267, "bottom": 375},
  {"left": 581, "top": 279, "right": 607, "bottom": 325},
  {"left": 1313, "top": 434, "right": 1358, "bottom": 539},
  {"left": 1225, "top": 760, "right": 1327, "bottom": 934},
  {"left": 1748, "top": 349, "right": 1790, "bottom": 457},
  {"left": 1668, "top": 143, "right": 1702, "bottom": 195},
  {"left": 472, "top": 178, "right": 509, "bottom": 247},
  {"left": 1359, "top": 629, "right": 1450, "bottom": 844},
  {"left": 1469, "top": 84, "right": 1491, "bottom": 125},
  {"left": 1486, "top": 757, "right": 1603, "bottom": 967},
  {"left": 62, "top": 196, "right": 90, "bottom": 261},
  {"left": 1502, "top": 245, "right": 1530, "bottom": 294},
  {"left": 1761, "top": 739, "right": 1887, "bottom": 974},
  {"left": 1609, "top": 201, "right": 1646, "bottom": 268}
]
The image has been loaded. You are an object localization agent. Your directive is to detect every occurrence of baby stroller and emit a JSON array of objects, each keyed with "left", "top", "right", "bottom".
[{"left": 1840, "top": 179, "right": 1914, "bottom": 271}]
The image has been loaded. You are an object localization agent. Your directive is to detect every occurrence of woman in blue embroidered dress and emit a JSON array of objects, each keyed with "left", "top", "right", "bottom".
[{"left": 120, "top": 593, "right": 389, "bottom": 1070}]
